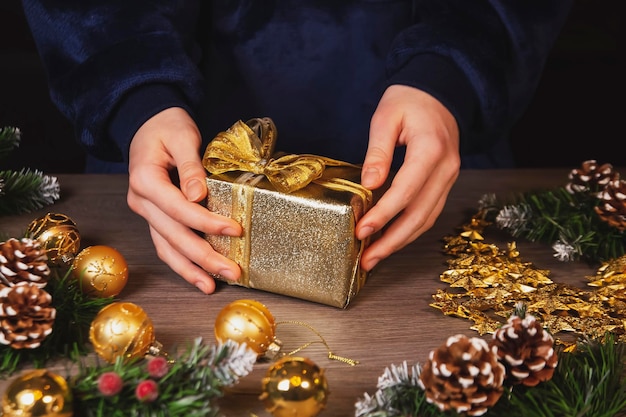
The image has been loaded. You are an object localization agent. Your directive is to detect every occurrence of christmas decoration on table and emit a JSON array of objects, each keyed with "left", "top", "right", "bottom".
[
  {"left": 1, "top": 337, "right": 257, "bottom": 417},
  {"left": 26, "top": 212, "right": 81, "bottom": 266},
  {"left": 69, "top": 337, "right": 256, "bottom": 417},
  {"left": 429, "top": 179, "right": 626, "bottom": 346},
  {"left": 355, "top": 332, "right": 626, "bottom": 417},
  {"left": 89, "top": 301, "right": 163, "bottom": 364},
  {"left": 356, "top": 161, "right": 626, "bottom": 416},
  {"left": 71, "top": 245, "right": 129, "bottom": 298},
  {"left": 481, "top": 160, "right": 625, "bottom": 263},
  {"left": 0, "top": 213, "right": 115, "bottom": 377},
  {"left": 0, "top": 127, "right": 61, "bottom": 216},
  {"left": 260, "top": 355, "right": 329, "bottom": 417},
  {"left": 203, "top": 117, "right": 378, "bottom": 308},
  {"left": 214, "top": 298, "right": 359, "bottom": 365}
]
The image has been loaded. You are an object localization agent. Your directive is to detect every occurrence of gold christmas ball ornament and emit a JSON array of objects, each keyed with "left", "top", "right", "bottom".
[
  {"left": 26, "top": 212, "right": 81, "bottom": 266},
  {"left": 260, "top": 356, "right": 329, "bottom": 417},
  {"left": 89, "top": 301, "right": 155, "bottom": 363},
  {"left": 72, "top": 245, "right": 128, "bottom": 298},
  {"left": 2, "top": 369, "right": 73, "bottom": 417},
  {"left": 214, "top": 299, "right": 280, "bottom": 358}
]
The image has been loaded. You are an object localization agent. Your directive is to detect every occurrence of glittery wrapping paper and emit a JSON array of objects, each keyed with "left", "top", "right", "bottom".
[{"left": 205, "top": 165, "right": 371, "bottom": 308}]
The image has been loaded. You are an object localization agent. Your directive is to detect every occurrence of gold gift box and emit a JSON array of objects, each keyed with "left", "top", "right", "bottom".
[{"left": 203, "top": 118, "right": 373, "bottom": 308}]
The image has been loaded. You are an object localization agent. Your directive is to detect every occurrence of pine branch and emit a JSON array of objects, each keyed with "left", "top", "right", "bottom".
[
  {"left": 355, "top": 362, "right": 447, "bottom": 417},
  {"left": 0, "top": 168, "right": 60, "bottom": 216},
  {"left": 71, "top": 338, "right": 257, "bottom": 417},
  {"left": 487, "top": 333, "right": 626, "bottom": 417},
  {"left": 0, "top": 126, "right": 20, "bottom": 160},
  {"left": 356, "top": 334, "right": 626, "bottom": 417},
  {"left": 489, "top": 187, "right": 625, "bottom": 263}
]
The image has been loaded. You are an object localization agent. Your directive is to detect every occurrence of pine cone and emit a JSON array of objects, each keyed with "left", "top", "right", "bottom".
[
  {"left": 565, "top": 160, "right": 618, "bottom": 194},
  {"left": 491, "top": 313, "right": 558, "bottom": 387},
  {"left": 0, "top": 282, "right": 56, "bottom": 349},
  {"left": 0, "top": 237, "right": 50, "bottom": 288},
  {"left": 418, "top": 334, "right": 505, "bottom": 416},
  {"left": 594, "top": 178, "right": 626, "bottom": 231}
]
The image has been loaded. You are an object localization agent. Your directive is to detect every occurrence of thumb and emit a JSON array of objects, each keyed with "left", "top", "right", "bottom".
[
  {"left": 179, "top": 157, "right": 208, "bottom": 203},
  {"left": 362, "top": 110, "right": 398, "bottom": 190}
]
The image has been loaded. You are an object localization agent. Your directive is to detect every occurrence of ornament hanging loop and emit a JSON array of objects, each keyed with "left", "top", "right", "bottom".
[{"left": 276, "top": 320, "right": 359, "bottom": 366}]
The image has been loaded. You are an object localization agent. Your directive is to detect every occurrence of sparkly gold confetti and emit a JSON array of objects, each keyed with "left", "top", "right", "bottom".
[{"left": 430, "top": 210, "right": 626, "bottom": 347}]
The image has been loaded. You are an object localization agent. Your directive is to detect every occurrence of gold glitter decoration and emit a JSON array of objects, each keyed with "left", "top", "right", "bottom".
[{"left": 431, "top": 210, "right": 626, "bottom": 347}]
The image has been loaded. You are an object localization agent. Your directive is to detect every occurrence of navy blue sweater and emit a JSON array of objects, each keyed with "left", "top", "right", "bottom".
[{"left": 22, "top": 0, "right": 572, "bottom": 171}]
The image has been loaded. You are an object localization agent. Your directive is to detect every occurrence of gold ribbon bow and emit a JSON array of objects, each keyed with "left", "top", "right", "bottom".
[{"left": 202, "top": 117, "right": 363, "bottom": 194}]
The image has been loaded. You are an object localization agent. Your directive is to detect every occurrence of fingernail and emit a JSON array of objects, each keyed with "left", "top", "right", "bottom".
[
  {"left": 185, "top": 179, "right": 204, "bottom": 201},
  {"left": 195, "top": 281, "right": 209, "bottom": 293},
  {"left": 361, "top": 167, "right": 379, "bottom": 188},
  {"left": 221, "top": 227, "right": 241, "bottom": 237},
  {"left": 366, "top": 257, "right": 380, "bottom": 271},
  {"left": 218, "top": 268, "right": 237, "bottom": 281},
  {"left": 359, "top": 225, "right": 374, "bottom": 239}
]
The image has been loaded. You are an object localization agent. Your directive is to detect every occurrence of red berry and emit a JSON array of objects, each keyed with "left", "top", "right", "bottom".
[
  {"left": 97, "top": 372, "right": 123, "bottom": 396},
  {"left": 135, "top": 379, "right": 159, "bottom": 402}
]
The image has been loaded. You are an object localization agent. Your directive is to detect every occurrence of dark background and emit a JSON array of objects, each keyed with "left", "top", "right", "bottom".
[{"left": 0, "top": 0, "right": 622, "bottom": 174}]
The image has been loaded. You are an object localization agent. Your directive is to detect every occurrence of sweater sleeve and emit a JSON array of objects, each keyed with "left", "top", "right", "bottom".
[
  {"left": 21, "top": 0, "right": 204, "bottom": 163},
  {"left": 385, "top": 0, "right": 573, "bottom": 154}
]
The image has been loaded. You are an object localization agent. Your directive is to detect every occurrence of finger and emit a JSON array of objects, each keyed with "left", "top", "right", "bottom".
[
  {"left": 360, "top": 105, "right": 399, "bottom": 189},
  {"left": 360, "top": 147, "right": 458, "bottom": 270},
  {"left": 139, "top": 197, "right": 242, "bottom": 280},
  {"left": 128, "top": 168, "right": 242, "bottom": 237},
  {"left": 167, "top": 137, "right": 211, "bottom": 204},
  {"left": 149, "top": 227, "right": 217, "bottom": 294},
  {"left": 360, "top": 186, "right": 448, "bottom": 271},
  {"left": 356, "top": 137, "right": 435, "bottom": 241}
]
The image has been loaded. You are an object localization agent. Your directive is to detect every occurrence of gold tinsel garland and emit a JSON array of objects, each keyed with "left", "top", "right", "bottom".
[{"left": 430, "top": 211, "right": 626, "bottom": 348}]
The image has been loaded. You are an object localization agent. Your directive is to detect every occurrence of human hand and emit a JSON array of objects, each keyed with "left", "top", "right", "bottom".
[
  {"left": 356, "top": 85, "right": 460, "bottom": 270},
  {"left": 127, "top": 107, "right": 242, "bottom": 294}
]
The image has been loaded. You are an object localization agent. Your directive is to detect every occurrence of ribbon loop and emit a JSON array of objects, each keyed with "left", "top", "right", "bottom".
[{"left": 203, "top": 118, "right": 363, "bottom": 194}]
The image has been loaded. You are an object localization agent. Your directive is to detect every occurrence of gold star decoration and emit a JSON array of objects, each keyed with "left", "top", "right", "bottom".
[{"left": 432, "top": 215, "right": 626, "bottom": 347}]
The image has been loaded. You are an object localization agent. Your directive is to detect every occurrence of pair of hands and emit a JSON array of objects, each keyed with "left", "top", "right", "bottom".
[{"left": 127, "top": 85, "right": 460, "bottom": 294}]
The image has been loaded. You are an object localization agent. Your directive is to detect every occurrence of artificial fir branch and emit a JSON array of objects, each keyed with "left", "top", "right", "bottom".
[
  {"left": 355, "top": 334, "right": 626, "bottom": 417},
  {"left": 0, "top": 125, "right": 61, "bottom": 215},
  {"left": 0, "top": 267, "right": 113, "bottom": 377},
  {"left": 488, "top": 333, "right": 626, "bottom": 417},
  {"left": 71, "top": 338, "right": 257, "bottom": 417},
  {"left": 482, "top": 186, "right": 625, "bottom": 263},
  {"left": 0, "top": 126, "right": 20, "bottom": 160},
  {"left": 0, "top": 168, "right": 60, "bottom": 215}
]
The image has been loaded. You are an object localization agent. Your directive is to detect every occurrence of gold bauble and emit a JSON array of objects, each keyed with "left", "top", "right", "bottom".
[
  {"left": 72, "top": 245, "right": 128, "bottom": 297},
  {"left": 2, "top": 369, "right": 73, "bottom": 417},
  {"left": 214, "top": 299, "right": 277, "bottom": 357},
  {"left": 26, "top": 212, "right": 81, "bottom": 265},
  {"left": 89, "top": 301, "right": 155, "bottom": 363},
  {"left": 260, "top": 356, "right": 329, "bottom": 417}
]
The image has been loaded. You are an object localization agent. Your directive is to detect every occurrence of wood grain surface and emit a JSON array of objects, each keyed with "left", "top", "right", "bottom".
[{"left": 0, "top": 169, "right": 608, "bottom": 416}]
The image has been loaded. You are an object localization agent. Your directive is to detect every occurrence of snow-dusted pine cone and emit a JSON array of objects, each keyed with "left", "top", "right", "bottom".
[
  {"left": 0, "top": 282, "right": 56, "bottom": 349},
  {"left": 594, "top": 178, "right": 626, "bottom": 231},
  {"left": 565, "top": 160, "right": 618, "bottom": 194},
  {"left": 0, "top": 237, "right": 50, "bottom": 288},
  {"left": 418, "top": 334, "right": 505, "bottom": 416},
  {"left": 491, "top": 312, "right": 557, "bottom": 387}
]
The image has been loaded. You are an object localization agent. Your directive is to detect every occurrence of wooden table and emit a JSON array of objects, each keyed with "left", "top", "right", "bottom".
[{"left": 0, "top": 169, "right": 609, "bottom": 416}]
